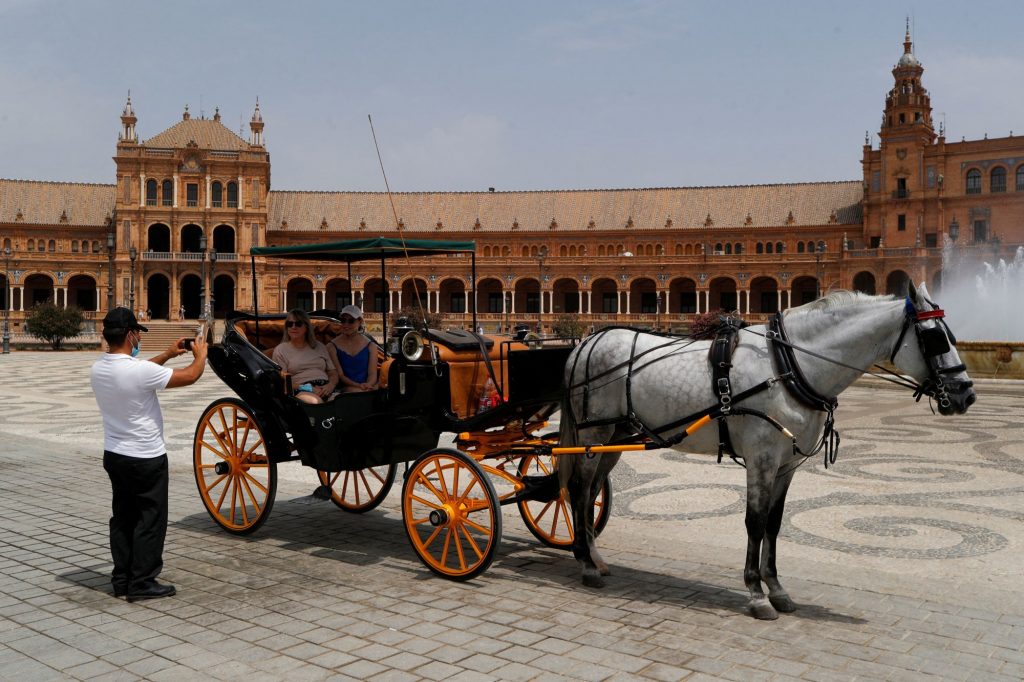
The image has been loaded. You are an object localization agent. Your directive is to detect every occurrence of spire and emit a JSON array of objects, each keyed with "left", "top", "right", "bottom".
[
  {"left": 119, "top": 91, "right": 137, "bottom": 143},
  {"left": 249, "top": 98, "right": 265, "bottom": 146},
  {"left": 213, "top": 106, "right": 221, "bottom": 123},
  {"left": 880, "top": 22, "right": 933, "bottom": 144},
  {"left": 903, "top": 17, "right": 912, "bottom": 56},
  {"left": 183, "top": 103, "right": 190, "bottom": 121}
]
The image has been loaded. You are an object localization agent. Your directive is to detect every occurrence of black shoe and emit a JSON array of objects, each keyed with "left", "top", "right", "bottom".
[
  {"left": 113, "top": 587, "right": 128, "bottom": 598},
  {"left": 126, "top": 582, "right": 176, "bottom": 603}
]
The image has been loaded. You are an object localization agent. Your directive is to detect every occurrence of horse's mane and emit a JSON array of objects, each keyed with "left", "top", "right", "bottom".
[{"left": 786, "top": 290, "right": 900, "bottom": 320}]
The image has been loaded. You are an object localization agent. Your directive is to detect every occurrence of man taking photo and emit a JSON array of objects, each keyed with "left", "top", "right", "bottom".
[{"left": 91, "top": 307, "right": 207, "bottom": 602}]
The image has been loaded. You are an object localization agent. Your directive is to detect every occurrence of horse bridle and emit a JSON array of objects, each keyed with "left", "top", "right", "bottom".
[{"left": 889, "top": 297, "right": 972, "bottom": 410}]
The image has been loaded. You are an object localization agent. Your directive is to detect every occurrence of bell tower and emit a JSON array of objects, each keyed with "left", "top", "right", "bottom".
[{"left": 879, "top": 20, "right": 935, "bottom": 147}]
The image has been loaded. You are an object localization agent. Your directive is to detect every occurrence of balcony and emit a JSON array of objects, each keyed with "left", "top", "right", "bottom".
[
  {"left": 891, "top": 189, "right": 911, "bottom": 199},
  {"left": 142, "top": 251, "right": 240, "bottom": 262}
]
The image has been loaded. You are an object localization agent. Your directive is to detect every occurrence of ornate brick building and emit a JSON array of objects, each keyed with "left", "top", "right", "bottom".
[{"left": 1, "top": 29, "right": 1020, "bottom": 335}]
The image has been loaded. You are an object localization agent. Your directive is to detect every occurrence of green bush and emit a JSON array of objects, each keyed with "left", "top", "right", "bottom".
[
  {"left": 26, "top": 303, "right": 84, "bottom": 350},
  {"left": 390, "top": 304, "right": 443, "bottom": 330},
  {"left": 552, "top": 313, "right": 587, "bottom": 339}
]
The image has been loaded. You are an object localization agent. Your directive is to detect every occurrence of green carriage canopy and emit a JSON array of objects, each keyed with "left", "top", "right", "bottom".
[{"left": 251, "top": 237, "right": 476, "bottom": 262}]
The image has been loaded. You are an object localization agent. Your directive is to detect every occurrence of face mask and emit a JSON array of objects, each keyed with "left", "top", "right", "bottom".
[{"left": 130, "top": 332, "right": 141, "bottom": 358}]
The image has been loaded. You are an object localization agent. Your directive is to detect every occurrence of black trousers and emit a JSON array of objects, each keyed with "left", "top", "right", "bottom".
[{"left": 103, "top": 451, "right": 168, "bottom": 593}]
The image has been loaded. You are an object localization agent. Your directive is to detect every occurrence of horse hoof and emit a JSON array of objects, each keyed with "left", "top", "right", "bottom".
[
  {"left": 582, "top": 571, "right": 605, "bottom": 588},
  {"left": 598, "top": 565, "right": 611, "bottom": 577},
  {"left": 769, "top": 593, "right": 797, "bottom": 613},
  {"left": 749, "top": 599, "right": 779, "bottom": 620}
]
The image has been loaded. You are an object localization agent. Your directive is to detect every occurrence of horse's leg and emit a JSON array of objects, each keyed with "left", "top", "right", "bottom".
[
  {"left": 744, "top": 460, "right": 778, "bottom": 620},
  {"left": 584, "top": 451, "right": 620, "bottom": 576},
  {"left": 761, "top": 469, "right": 797, "bottom": 613},
  {"left": 566, "top": 455, "right": 605, "bottom": 587}
]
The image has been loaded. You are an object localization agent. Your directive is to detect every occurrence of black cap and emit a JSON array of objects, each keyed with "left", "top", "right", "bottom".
[{"left": 102, "top": 307, "right": 148, "bottom": 332}]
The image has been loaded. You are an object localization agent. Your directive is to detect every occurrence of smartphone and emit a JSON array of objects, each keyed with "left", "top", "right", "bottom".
[{"left": 183, "top": 319, "right": 209, "bottom": 351}]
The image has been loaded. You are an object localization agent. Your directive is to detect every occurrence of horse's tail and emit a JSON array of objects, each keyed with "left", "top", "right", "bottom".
[{"left": 556, "top": 384, "right": 579, "bottom": 496}]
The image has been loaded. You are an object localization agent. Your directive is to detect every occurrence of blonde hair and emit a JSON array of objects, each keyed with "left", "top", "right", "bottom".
[{"left": 286, "top": 308, "right": 318, "bottom": 347}]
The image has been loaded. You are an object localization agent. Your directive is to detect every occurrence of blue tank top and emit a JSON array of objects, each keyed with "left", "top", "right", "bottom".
[{"left": 336, "top": 344, "right": 370, "bottom": 383}]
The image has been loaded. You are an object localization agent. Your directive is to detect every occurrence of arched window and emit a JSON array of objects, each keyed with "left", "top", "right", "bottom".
[
  {"left": 991, "top": 167, "right": 1007, "bottom": 193},
  {"left": 776, "top": 242, "right": 784, "bottom": 253},
  {"left": 211, "top": 181, "right": 223, "bottom": 207},
  {"left": 502, "top": 246, "right": 510, "bottom": 257},
  {"left": 724, "top": 243, "right": 732, "bottom": 255},
  {"left": 71, "top": 240, "right": 79, "bottom": 253},
  {"left": 226, "top": 182, "right": 239, "bottom": 208},
  {"left": 48, "top": 239, "right": 55, "bottom": 252},
  {"left": 766, "top": 242, "right": 773, "bottom": 254},
  {"left": 569, "top": 245, "right": 577, "bottom": 256},
  {"left": 559, "top": 245, "right": 567, "bottom": 257},
  {"left": 756, "top": 242, "right": 764, "bottom": 254},
  {"left": 714, "top": 242, "right": 723, "bottom": 254},
  {"left": 674, "top": 244, "right": 682, "bottom": 255},
  {"left": 1016, "top": 165, "right": 1024, "bottom": 191},
  {"left": 38, "top": 240, "right": 45, "bottom": 252},
  {"left": 966, "top": 169, "right": 982, "bottom": 195},
  {"left": 797, "top": 241, "right": 805, "bottom": 253},
  {"left": 146, "top": 179, "right": 158, "bottom": 206},
  {"left": 598, "top": 245, "right": 606, "bottom": 256},
  {"left": 522, "top": 246, "right": 530, "bottom": 258},
  {"left": 27, "top": 239, "right": 35, "bottom": 251},
  {"left": 161, "top": 179, "right": 173, "bottom": 206},
  {"left": 734, "top": 243, "right": 742, "bottom": 255}
]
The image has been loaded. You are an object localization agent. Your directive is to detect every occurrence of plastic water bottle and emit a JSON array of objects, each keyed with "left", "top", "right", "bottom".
[{"left": 479, "top": 377, "right": 499, "bottom": 413}]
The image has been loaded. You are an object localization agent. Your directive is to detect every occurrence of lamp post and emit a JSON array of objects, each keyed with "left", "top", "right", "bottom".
[
  {"left": 535, "top": 246, "right": 547, "bottom": 333},
  {"left": 504, "top": 290, "right": 511, "bottom": 335},
  {"left": 3, "top": 246, "right": 11, "bottom": 354},
  {"left": 948, "top": 216, "right": 960, "bottom": 243},
  {"left": 106, "top": 230, "right": 115, "bottom": 311},
  {"left": 129, "top": 246, "right": 137, "bottom": 313},
  {"left": 209, "top": 247, "right": 217, "bottom": 320},
  {"left": 198, "top": 235, "right": 207, "bottom": 319},
  {"left": 814, "top": 241, "right": 826, "bottom": 299}
]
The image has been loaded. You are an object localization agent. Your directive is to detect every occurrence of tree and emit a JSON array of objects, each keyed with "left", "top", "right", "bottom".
[
  {"left": 26, "top": 303, "right": 84, "bottom": 350},
  {"left": 390, "top": 305, "right": 443, "bottom": 330},
  {"left": 552, "top": 313, "right": 587, "bottom": 339}
]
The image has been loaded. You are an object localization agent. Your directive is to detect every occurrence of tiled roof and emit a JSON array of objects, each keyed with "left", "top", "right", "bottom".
[
  {"left": 142, "top": 118, "right": 250, "bottom": 151},
  {"left": 267, "top": 182, "right": 863, "bottom": 232},
  {"left": 0, "top": 179, "right": 115, "bottom": 226}
]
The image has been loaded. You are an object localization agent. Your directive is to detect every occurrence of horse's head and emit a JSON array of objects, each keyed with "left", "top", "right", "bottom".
[{"left": 890, "top": 282, "right": 976, "bottom": 415}]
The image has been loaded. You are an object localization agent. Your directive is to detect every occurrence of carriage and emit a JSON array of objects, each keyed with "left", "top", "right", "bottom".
[{"left": 192, "top": 238, "right": 609, "bottom": 580}]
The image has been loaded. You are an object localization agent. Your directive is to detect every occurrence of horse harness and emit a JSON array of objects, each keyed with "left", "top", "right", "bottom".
[
  {"left": 570, "top": 318, "right": 842, "bottom": 468},
  {"left": 889, "top": 298, "right": 971, "bottom": 411}
]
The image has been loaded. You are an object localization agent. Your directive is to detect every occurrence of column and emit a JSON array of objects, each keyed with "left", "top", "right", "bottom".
[
  {"left": 578, "top": 291, "right": 583, "bottom": 314},
  {"left": 53, "top": 288, "right": 58, "bottom": 304},
  {"left": 139, "top": 174, "right": 145, "bottom": 208},
  {"left": 17, "top": 287, "right": 24, "bottom": 311},
  {"left": 172, "top": 174, "right": 179, "bottom": 208},
  {"left": 501, "top": 291, "right": 507, "bottom": 315},
  {"left": 397, "top": 291, "right": 402, "bottom": 309},
  {"left": 586, "top": 291, "right": 592, "bottom": 314},
  {"left": 777, "top": 290, "right": 782, "bottom": 312},
  {"left": 205, "top": 174, "right": 211, "bottom": 209},
  {"left": 744, "top": 289, "right": 750, "bottom": 315},
  {"left": 238, "top": 176, "right": 244, "bottom": 208},
  {"left": 625, "top": 291, "right": 631, "bottom": 315}
]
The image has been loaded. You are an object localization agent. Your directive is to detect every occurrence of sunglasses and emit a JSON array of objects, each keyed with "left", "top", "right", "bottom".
[
  {"left": 339, "top": 317, "right": 356, "bottom": 323},
  {"left": 285, "top": 321, "right": 305, "bottom": 328}
]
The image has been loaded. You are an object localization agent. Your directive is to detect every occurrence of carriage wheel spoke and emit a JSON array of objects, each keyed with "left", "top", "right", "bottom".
[
  {"left": 418, "top": 524, "right": 443, "bottom": 552},
  {"left": 415, "top": 472, "right": 446, "bottom": 502},
  {"left": 440, "top": 529, "right": 452, "bottom": 566},
  {"left": 201, "top": 438, "right": 231, "bottom": 461},
  {"left": 433, "top": 459, "right": 451, "bottom": 498},
  {"left": 241, "top": 470, "right": 269, "bottom": 495},
  {"left": 240, "top": 473, "right": 262, "bottom": 515},
  {"left": 410, "top": 494, "right": 444, "bottom": 510},
  {"left": 460, "top": 524, "right": 485, "bottom": 560},
  {"left": 461, "top": 515, "right": 492, "bottom": 535},
  {"left": 214, "top": 472, "right": 232, "bottom": 511},
  {"left": 453, "top": 526, "right": 467, "bottom": 570}
]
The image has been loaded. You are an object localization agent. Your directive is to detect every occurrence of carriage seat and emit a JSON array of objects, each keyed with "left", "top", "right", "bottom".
[
  {"left": 229, "top": 317, "right": 391, "bottom": 392},
  {"left": 426, "top": 332, "right": 529, "bottom": 419}
]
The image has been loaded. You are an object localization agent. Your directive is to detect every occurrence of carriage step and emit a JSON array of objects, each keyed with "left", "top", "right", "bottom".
[{"left": 312, "top": 485, "right": 333, "bottom": 500}]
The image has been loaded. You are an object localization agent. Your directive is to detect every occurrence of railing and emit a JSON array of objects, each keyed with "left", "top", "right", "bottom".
[
  {"left": 891, "top": 189, "right": 910, "bottom": 199},
  {"left": 141, "top": 251, "right": 241, "bottom": 262}
]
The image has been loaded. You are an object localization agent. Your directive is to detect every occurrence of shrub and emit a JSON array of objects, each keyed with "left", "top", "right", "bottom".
[
  {"left": 690, "top": 309, "right": 728, "bottom": 339},
  {"left": 390, "top": 305, "right": 443, "bottom": 330},
  {"left": 26, "top": 303, "right": 84, "bottom": 350},
  {"left": 552, "top": 313, "right": 587, "bottom": 339}
]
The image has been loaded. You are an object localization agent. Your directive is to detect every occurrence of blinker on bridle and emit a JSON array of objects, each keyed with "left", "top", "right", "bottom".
[{"left": 890, "top": 297, "right": 971, "bottom": 409}]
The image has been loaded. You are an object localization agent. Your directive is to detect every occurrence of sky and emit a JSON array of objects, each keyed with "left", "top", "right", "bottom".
[{"left": 1, "top": 0, "right": 1022, "bottom": 193}]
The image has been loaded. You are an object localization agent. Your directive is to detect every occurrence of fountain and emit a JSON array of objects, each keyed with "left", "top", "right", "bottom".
[{"left": 939, "top": 243, "right": 1024, "bottom": 378}]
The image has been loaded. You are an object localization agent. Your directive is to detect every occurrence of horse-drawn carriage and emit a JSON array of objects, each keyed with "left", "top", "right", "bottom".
[{"left": 193, "top": 238, "right": 608, "bottom": 580}]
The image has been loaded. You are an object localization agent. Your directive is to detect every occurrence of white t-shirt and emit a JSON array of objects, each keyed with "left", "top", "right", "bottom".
[{"left": 91, "top": 353, "right": 174, "bottom": 458}]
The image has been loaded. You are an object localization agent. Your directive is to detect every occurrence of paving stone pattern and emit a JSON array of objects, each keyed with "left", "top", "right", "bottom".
[{"left": 0, "top": 351, "right": 1022, "bottom": 680}]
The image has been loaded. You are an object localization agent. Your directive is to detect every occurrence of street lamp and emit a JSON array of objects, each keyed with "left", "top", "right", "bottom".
[
  {"left": 278, "top": 261, "right": 285, "bottom": 313},
  {"left": 3, "top": 246, "right": 11, "bottom": 354},
  {"left": 106, "top": 230, "right": 115, "bottom": 311},
  {"left": 535, "top": 246, "right": 548, "bottom": 333},
  {"left": 129, "top": 246, "right": 137, "bottom": 313},
  {"left": 814, "top": 241, "right": 826, "bottom": 299},
  {"left": 949, "top": 216, "right": 960, "bottom": 243},
  {"left": 504, "top": 290, "right": 511, "bottom": 335},
  {"left": 198, "top": 235, "right": 207, "bottom": 319},
  {"left": 209, "top": 247, "right": 217, "bottom": 320}
]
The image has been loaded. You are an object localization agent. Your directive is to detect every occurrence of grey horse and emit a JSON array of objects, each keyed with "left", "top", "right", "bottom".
[{"left": 557, "top": 283, "right": 976, "bottom": 619}]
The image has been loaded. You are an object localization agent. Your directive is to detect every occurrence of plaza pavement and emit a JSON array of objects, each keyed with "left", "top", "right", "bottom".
[{"left": 0, "top": 350, "right": 1022, "bottom": 681}]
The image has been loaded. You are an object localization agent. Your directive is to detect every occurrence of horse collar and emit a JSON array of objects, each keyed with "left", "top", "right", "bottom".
[{"left": 769, "top": 313, "right": 839, "bottom": 413}]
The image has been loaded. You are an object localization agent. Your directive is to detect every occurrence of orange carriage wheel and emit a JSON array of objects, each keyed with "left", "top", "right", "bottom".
[
  {"left": 193, "top": 398, "right": 277, "bottom": 535},
  {"left": 402, "top": 448, "right": 501, "bottom": 580},
  {"left": 316, "top": 464, "right": 396, "bottom": 513},
  {"left": 516, "top": 454, "right": 612, "bottom": 549}
]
